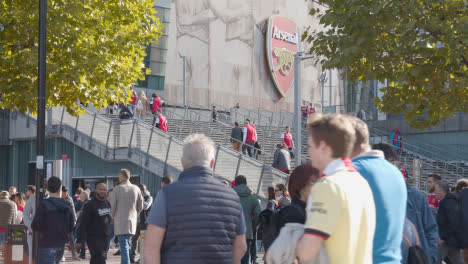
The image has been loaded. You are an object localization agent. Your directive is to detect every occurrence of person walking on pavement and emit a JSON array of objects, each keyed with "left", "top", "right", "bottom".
[
  {"left": 350, "top": 117, "right": 408, "bottom": 264},
  {"left": 231, "top": 121, "right": 243, "bottom": 152},
  {"left": 0, "top": 190, "right": 16, "bottom": 252},
  {"left": 434, "top": 181, "right": 465, "bottom": 264},
  {"left": 153, "top": 109, "right": 168, "bottom": 132},
  {"left": 76, "top": 183, "right": 112, "bottom": 264},
  {"left": 111, "top": 169, "right": 143, "bottom": 264},
  {"left": 373, "top": 143, "right": 439, "bottom": 264},
  {"left": 233, "top": 175, "right": 261, "bottom": 264},
  {"left": 130, "top": 184, "right": 153, "bottom": 263},
  {"left": 23, "top": 185, "right": 36, "bottom": 264},
  {"left": 144, "top": 134, "right": 247, "bottom": 264},
  {"left": 272, "top": 144, "right": 291, "bottom": 174},
  {"left": 61, "top": 186, "right": 79, "bottom": 261},
  {"left": 76, "top": 191, "right": 90, "bottom": 259},
  {"left": 296, "top": 114, "right": 376, "bottom": 264},
  {"left": 242, "top": 120, "right": 257, "bottom": 158},
  {"left": 427, "top": 173, "right": 442, "bottom": 216},
  {"left": 32, "top": 176, "right": 74, "bottom": 264}
]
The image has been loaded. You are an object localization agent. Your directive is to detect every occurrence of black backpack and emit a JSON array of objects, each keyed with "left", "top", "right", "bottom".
[
  {"left": 403, "top": 230, "right": 429, "bottom": 264},
  {"left": 259, "top": 208, "right": 281, "bottom": 252}
]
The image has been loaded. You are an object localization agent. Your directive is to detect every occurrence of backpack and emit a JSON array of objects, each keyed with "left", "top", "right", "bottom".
[
  {"left": 259, "top": 208, "right": 281, "bottom": 252},
  {"left": 402, "top": 227, "right": 429, "bottom": 264}
]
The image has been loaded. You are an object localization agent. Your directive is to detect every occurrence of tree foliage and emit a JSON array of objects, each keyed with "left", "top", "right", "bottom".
[
  {"left": 303, "top": 0, "right": 468, "bottom": 128},
  {"left": 0, "top": 0, "right": 162, "bottom": 115}
]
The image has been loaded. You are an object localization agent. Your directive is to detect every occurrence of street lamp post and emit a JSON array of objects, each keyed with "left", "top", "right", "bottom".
[
  {"left": 293, "top": 52, "right": 304, "bottom": 166},
  {"left": 293, "top": 52, "right": 315, "bottom": 166},
  {"left": 319, "top": 72, "right": 328, "bottom": 112},
  {"left": 34, "top": 0, "right": 47, "bottom": 262},
  {"left": 179, "top": 55, "right": 186, "bottom": 105}
]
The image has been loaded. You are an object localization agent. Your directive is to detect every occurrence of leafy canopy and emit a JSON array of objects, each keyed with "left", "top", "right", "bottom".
[
  {"left": 303, "top": 0, "right": 468, "bottom": 129},
  {"left": 0, "top": 0, "right": 162, "bottom": 115}
]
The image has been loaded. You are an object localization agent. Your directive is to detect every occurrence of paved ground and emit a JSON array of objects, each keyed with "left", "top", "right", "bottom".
[{"left": 1, "top": 245, "right": 265, "bottom": 263}]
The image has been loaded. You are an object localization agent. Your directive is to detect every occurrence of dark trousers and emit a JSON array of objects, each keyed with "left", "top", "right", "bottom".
[
  {"left": 87, "top": 237, "right": 109, "bottom": 264},
  {"left": 242, "top": 142, "right": 255, "bottom": 158},
  {"left": 130, "top": 222, "right": 142, "bottom": 258},
  {"left": 241, "top": 239, "right": 252, "bottom": 264},
  {"left": 250, "top": 229, "right": 257, "bottom": 263}
]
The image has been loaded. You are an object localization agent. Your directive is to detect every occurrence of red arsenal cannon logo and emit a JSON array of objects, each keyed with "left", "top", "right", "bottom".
[{"left": 266, "top": 15, "right": 300, "bottom": 97}]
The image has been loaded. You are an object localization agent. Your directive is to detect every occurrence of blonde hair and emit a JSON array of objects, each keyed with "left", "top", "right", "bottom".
[{"left": 139, "top": 91, "right": 147, "bottom": 101}]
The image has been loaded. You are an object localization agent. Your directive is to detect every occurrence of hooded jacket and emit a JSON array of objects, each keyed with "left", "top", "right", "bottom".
[
  {"left": 234, "top": 184, "right": 261, "bottom": 240},
  {"left": 437, "top": 192, "right": 466, "bottom": 247},
  {"left": 406, "top": 186, "right": 439, "bottom": 264},
  {"left": 31, "top": 197, "right": 74, "bottom": 248}
]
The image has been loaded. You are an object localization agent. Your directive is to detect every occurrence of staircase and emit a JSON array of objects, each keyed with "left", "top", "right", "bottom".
[
  {"left": 203, "top": 103, "right": 468, "bottom": 190},
  {"left": 23, "top": 106, "right": 288, "bottom": 199}
]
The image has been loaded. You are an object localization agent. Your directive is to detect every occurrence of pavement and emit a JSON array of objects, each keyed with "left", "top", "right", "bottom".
[{"left": 1, "top": 244, "right": 265, "bottom": 264}]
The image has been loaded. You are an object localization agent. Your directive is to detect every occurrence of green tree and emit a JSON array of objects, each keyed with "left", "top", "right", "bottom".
[
  {"left": 0, "top": 0, "right": 162, "bottom": 114},
  {"left": 303, "top": 0, "right": 467, "bottom": 128}
]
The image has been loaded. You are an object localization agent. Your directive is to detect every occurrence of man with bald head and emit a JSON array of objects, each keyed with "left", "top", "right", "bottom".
[{"left": 76, "top": 183, "right": 112, "bottom": 264}]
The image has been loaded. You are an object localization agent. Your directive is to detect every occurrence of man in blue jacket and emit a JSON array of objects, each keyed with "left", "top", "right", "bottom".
[
  {"left": 350, "top": 117, "right": 407, "bottom": 264},
  {"left": 372, "top": 143, "right": 439, "bottom": 264}
]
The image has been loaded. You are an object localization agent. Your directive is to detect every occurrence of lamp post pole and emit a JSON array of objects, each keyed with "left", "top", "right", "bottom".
[
  {"left": 179, "top": 55, "right": 186, "bottom": 105},
  {"left": 293, "top": 52, "right": 304, "bottom": 165},
  {"left": 34, "top": 0, "right": 47, "bottom": 262}
]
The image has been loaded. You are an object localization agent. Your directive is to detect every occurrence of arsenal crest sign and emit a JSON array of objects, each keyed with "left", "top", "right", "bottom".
[{"left": 266, "top": 15, "right": 300, "bottom": 97}]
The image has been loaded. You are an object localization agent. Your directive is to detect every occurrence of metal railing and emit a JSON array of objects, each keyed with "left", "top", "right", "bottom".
[{"left": 24, "top": 106, "right": 288, "bottom": 197}]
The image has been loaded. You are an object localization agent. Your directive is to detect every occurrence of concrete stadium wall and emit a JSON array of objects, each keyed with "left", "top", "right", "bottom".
[{"left": 163, "top": 0, "right": 346, "bottom": 112}]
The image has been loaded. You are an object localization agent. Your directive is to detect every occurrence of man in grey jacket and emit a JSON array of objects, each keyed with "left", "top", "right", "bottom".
[
  {"left": 62, "top": 186, "right": 79, "bottom": 260},
  {"left": 23, "top": 185, "right": 36, "bottom": 264},
  {"left": 130, "top": 184, "right": 153, "bottom": 263},
  {"left": 111, "top": 169, "right": 143, "bottom": 264},
  {"left": 272, "top": 144, "right": 291, "bottom": 173}
]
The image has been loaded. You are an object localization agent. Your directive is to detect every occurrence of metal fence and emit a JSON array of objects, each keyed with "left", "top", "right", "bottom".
[{"left": 28, "top": 106, "right": 288, "bottom": 198}]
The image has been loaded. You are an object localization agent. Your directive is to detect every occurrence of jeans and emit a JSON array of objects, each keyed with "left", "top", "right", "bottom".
[
  {"left": 117, "top": 234, "right": 132, "bottom": 264},
  {"left": 67, "top": 232, "right": 77, "bottom": 258},
  {"left": 107, "top": 224, "right": 114, "bottom": 256},
  {"left": 28, "top": 233, "right": 33, "bottom": 264},
  {"left": 87, "top": 237, "right": 109, "bottom": 264},
  {"left": 241, "top": 239, "right": 252, "bottom": 264},
  {"left": 242, "top": 142, "right": 255, "bottom": 158},
  {"left": 0, "top": 232, "right": 5, "bottom": 247},
  {"left": 128, "top": 104, "right": 135, "bottom": 116},
  {"left": 436, "top": 242, "right": 464, "bottom": 264},
  {"left": 38, "top": 247, "right": 65, "bottom": 264}
]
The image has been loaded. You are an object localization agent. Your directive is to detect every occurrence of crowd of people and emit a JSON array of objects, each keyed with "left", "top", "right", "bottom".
[
  {"left": 1, "top": 113, "right": 468, "bottom": 264},
  {"left": 110, "top": 85, "right": 168, "bottom": 133}
]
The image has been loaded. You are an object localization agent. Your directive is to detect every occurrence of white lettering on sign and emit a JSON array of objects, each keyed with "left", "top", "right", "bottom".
[{"left": 272, "top": 26, "right": 298, "bottom": 44}]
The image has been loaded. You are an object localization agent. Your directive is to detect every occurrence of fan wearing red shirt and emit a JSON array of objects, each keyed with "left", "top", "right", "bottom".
[
  {"left": 151, "top": 94, "right": 162, "bottom": 114},
  {"left": 129, "top": 84, "right": 137, "bottom": 116},
  {"left": 427, "top": 173, "right": 442, "bottom": 213},
  {"left": 154, "top": 110, "right": 168, "bottom": 132},
  {"left": 281, "top": 126, "right": 295, "bottom": 151},
  {"left": 308, "top": 103, "right": 315, "bottom": 115}
]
